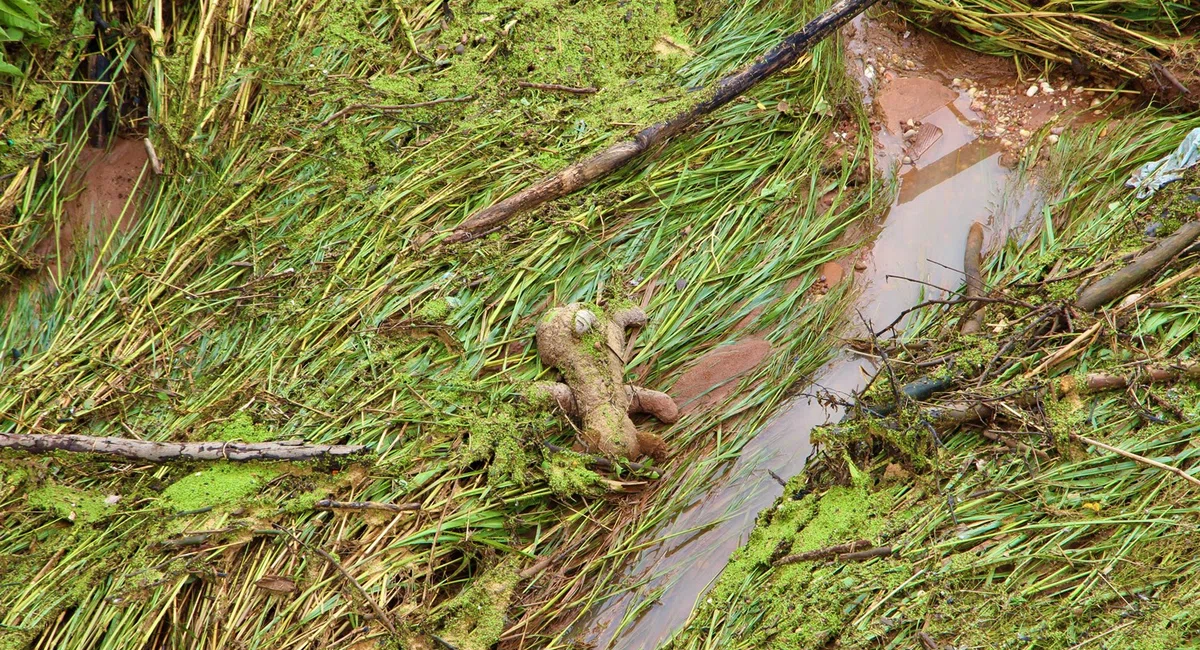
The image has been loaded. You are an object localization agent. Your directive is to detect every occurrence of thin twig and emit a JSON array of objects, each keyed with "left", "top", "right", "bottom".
[
  {"left": 314, "top": 499, "right": 421, "bottom": 514},
  {"left": 858, "top": 310, "right": 902, "bottom": 408},
  {"left": 875, "top": 296, "right": 1032, "bottom": 337},
  {"left": 277, "top": 526, "right": 398, "bottom": 635},
  {"left": 982, "top": 430, "right": 1051, "bottom": 460}
]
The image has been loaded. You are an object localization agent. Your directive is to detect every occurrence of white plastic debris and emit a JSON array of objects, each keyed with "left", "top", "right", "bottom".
[{"left": 1127, "top": 127, "right": 1200, "bottom": 198}]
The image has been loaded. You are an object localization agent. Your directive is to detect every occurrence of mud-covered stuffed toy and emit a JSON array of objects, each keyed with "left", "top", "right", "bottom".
[{"left": 533, "top": 303, "right": 677, "bottom": 460}]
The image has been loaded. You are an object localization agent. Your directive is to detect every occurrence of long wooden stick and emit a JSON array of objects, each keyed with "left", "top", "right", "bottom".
[
  {"left": 1075, "top": 220, "right": 1200, "bottom": 311},
  {"left": 0, "top": 432, "right": 369, "bottom": 462},
  {"left": 446, "top": 0, "right": 880, "bottom": 242}
]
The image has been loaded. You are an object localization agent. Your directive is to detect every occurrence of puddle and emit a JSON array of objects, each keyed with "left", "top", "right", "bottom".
[{"left": 577, "top": 14, "right": 1044, "bottom": 649}]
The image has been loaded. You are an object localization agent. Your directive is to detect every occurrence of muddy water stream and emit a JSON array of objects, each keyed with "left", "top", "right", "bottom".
[{"left": 580, "top": 16, "right": 1042, "bottom": 649}]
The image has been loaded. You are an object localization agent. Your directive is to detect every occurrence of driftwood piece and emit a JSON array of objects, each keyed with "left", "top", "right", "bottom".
[
  {"left": 535, "top": 382, "right": 679, "bottom": 423},
  {"left": 535, "top": 304, "right": 674, "bottom": 460},
  {"left": 960, "top": 222, "right": 986, "bottom": 334},
  {"left": 1061, "top": 361, "right": 1200, "bottom": 395},
  {"left": 0, "top": 433, "right": 370, "bottom": 462},
  {"left": 773, "top": 539, "right": 871, "bottom": 566},
  {"left": 445, "top": 0, "right": 880, "bottom": 242},
  {"left": 1075, "top": 220, "right": 1200, "bottom": 311}
]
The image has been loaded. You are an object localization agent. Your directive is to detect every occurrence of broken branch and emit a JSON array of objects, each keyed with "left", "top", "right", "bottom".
[
  {"left": 1075, "top": 220, "right": 1200, "bottom": 311},
  {"left": 0, "top": 433, "right": 370, "bottom": 462},
  {"left": 1062, "top": 361, "right": 1200, "bottom": 395},
  {"left": 773, "top": 539, "right": 871, "bottom": 566},
  {"left": 446, "top": 0, "right": 880, "bottom": 242}
]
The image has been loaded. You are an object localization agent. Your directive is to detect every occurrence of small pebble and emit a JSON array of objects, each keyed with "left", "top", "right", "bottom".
[
  {"left": 1144, "top": 222, "right": 1162, "bottom": 237},
  {"left": 902, "top": 155, "right": 913, "bottom": 164},
  {"left": 675, "top": 278, "right": 688, "bottom": 291},
  {"left": 1047, "top": 134, "right": 1059, "bottom": 144},
  {"left": 903, "top": 128, "right": 918, "bottom": 139},
  {"left": 906, "top": 118, "right": 916, "bottom": 128},
  {"left": 454, "top": 44, "right": 465, "bottom": 55},
  {"left": 1120, "top": 293, "right": 1143, "bottom": 309},
  {"left": 1051, "top": 126, "right": 1065, "bottom": 135},
  {"left": 1090, "top": 98, "right": 1102, "bottom": 107},
  {"left": 854, "top": 261, "right": 868, "bottom": 271},
  {"left": 1026, "top": 85, "right": 1039, "bottom": 97},
  {"left": 1019, "top": 128, "right": 1032, "bottom": 138},
  {"left": 1186, "top": 194, "right": 1200, "bottom": 203}
]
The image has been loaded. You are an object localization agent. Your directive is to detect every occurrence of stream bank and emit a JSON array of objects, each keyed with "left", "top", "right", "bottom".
[
  {"left": 662, "top": 19, "right": 1200, "bottom": 650},
  {"left": 578, "top": 13, "right": 1057, "bottom": 648}
]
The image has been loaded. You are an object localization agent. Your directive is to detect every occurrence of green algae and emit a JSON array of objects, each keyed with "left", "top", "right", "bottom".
[
  {"left": 26, "top": 484, "right": 113, "bottom": 524},
  {"left": 159, "top": 463, "right": 280, "bottom": 512},
  {"left": 432, "top": 560, "right": 521, "bottom": 650},
  {"left": 672, "top": 484, "right": 913, "bottom": 649},
  {"left": 209, "top": 412, "right": 276, "bottom": 442},
  {"left": 460, "top": 406, "right": 538, "bottom": 486},
  {"left": 543, "top": 448, "right": 606, "bottom": 498}
]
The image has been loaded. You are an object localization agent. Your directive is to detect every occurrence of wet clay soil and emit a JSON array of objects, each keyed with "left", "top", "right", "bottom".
[
  {"left": 36, "top": 138, "right": 149, "bottom": 280},
  {"left": 670, "top": 338, "right": 773, "bottom": 414},
  {"left": 580, "top": 13, "right": 1078, "bottom": 649}
]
